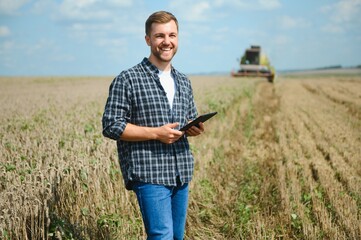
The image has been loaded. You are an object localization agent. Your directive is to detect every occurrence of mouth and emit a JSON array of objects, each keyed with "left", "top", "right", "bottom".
[{"left": 160, "top": 47, "right": 172, "bottom": 52}]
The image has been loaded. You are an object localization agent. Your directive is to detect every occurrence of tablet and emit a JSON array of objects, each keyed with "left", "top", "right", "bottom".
[{"left": 180, "top": 112, "right": 218, "bottom": 131}]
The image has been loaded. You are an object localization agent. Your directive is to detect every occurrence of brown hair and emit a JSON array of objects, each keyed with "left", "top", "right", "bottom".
[{"left": 145, "top": 11, "right": 179, "bottom": 36}]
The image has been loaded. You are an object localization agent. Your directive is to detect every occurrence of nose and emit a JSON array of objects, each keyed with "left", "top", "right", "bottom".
[{"left": 162, "top": 36, "right": 170, "bottom": 45}]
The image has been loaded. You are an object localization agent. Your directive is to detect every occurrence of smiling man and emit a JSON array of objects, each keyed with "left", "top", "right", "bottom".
[{"left": 102, "top": 11, "right": 204, "bottom": 239}]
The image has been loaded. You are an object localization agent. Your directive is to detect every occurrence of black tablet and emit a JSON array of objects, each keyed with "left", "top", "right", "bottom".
[{"left": 180, "top": 112, "right": 218, "bottom": 131}]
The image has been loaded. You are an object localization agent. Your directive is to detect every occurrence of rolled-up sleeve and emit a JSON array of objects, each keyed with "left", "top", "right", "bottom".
[{"left": 102, "top": 74, "right": 131, "bottom": 140}]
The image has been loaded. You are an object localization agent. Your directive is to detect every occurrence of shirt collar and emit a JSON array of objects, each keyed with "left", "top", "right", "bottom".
[
  {"left": 142, "top": 57, "right": 158, "bottom": 74},
  {"left": 142, "top": 57, "right": 176, "bottom": 76}
]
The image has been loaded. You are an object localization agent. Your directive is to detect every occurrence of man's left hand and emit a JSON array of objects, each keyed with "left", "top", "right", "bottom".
[{"left": 185, "top": 122, "right": 204, "bottom": 136}]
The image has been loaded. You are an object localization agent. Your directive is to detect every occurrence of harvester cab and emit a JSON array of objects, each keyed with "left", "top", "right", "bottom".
[{"left": 231, "top": 45, "right": 275, "bottom": 83}]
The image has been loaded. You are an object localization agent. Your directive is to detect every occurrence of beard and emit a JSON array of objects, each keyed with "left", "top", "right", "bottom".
[{"left": 151, "top": 46, "right": 178, "bottom": 63}]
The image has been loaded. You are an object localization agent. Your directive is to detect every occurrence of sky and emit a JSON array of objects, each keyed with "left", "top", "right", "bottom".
[{"left": 0, "top": 0, "right": 361, "bottom": 76}]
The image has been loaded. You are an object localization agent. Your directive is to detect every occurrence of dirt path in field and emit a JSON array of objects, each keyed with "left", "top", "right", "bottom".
[
  {"left": 187, "top": 80, "right": 285, "bottom": 238},
  {"left": 253, "top": 81, "right": 280, "bottom": 145}
]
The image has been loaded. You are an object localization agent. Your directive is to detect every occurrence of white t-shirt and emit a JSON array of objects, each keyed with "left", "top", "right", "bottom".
[{"left": 158, "top": 70, "right": 176, "bottom": 109}]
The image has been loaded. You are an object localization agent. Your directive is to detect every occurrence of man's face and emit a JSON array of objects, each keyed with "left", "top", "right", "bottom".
[{"left": 145, "top": 20, "right": 178, "bottom": 64}]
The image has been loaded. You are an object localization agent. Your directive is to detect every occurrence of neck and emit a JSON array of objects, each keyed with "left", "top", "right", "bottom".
[{"left": 148, "top": 56, "right": 172, "bottom": 71}]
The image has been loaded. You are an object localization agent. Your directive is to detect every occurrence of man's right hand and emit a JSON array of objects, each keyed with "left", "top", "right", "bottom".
[{"left": 156, "top": 122, "right": 183, "bottom": 144}]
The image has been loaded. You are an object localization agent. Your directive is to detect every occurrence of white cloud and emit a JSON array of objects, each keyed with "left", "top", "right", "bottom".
[
  {"left": 212, "top": 0, "right": 281, "bottom": 10},
  {"left": 96, "top": 38, "right": 127, "bottom": 47},
  {"left": 59, "top": 0, "right": 110, "bottom": 21},
  {"left": 25, "top": 39, "right": 56, "bottom": 55},
  {"left": 321, "top": 24, "right": 343, "bottom": 33},
  {"left": 332, "top": 0, "right": 361, "bottom": 23},
  {"left": 187, "top": 2, "right": 211, "bottom": 21},
  {"left": 71, "top": 0, "right": 98, "bottom": 9},
  {"left": 0, "top": 0, "right": 29, "bottom": 14},
  {"left": 258, "top": 0, "right": 281, "bottom": 10},
  {"left": 57, "top": 0, "right": 132, "bottom": 21},
  {"left": 170, "top": 1, "right": 211, "bottom": 22},
  {"left": 70, "top": 23, "right": 113, "bottom": 32},
  {"left": 214, "top": 0, "right": 249, "bottom": 8},
  {"left": 50, "top": 53, "right": 75, "bottom": 63},
  {"left": 321, "top": 0, "right": 361, "bottom": 33},
  {"left": 50, "top": 0, "right": 139, "bottom": 45},
  {"left": 0, "top": 26, "right": 11, "bottom": 37},
  {"left": 31, "top": 0, "right": 57, "bottom": 14},
  {"left": 96, "top": 37, "right": 130, "bottom": 60},
  {"left": 0, "top": 40, "right": 18, "bottom": 70},
  {"left": 170, "top": 0, "right": 280, "bottom": 24},
  {"left": 0, "top": 40, "right": 14, "bottom": 54},
  {"left": 273, "top": 35, "right": 291, "bottom": 45},
  {"left": 279, "top": 16, "right": 311, "bottom": 30},
  {"left": 107, "top": 0, "right": 133, "bottom": 7},
  {"left": 200, "top": 44, "right": 220, "bottom": 54},
  {"left": 67, "top": 22, "right": 116, "bottom": 41}
]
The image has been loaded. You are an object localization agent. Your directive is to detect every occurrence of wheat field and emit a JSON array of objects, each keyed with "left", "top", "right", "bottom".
[{"left": 0, "top": 72, "right": 360, "bottom": 239}]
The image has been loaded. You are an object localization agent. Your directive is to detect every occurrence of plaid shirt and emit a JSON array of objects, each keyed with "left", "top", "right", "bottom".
[{"left": 102, "top": 58, "right": 198, "bottom": 190}]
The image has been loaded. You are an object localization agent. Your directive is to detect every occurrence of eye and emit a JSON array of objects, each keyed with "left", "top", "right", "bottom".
[{"left": 155, "top": 34, "right": 164, "bottom": 39}]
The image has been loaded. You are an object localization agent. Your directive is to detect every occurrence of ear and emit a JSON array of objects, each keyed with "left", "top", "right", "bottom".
[{"left": 145, "top": 35, "right": 151, "bottom": 46}]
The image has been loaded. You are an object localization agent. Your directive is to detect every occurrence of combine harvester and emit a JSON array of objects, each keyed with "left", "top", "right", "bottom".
[{"left": 231, "top": 45, "right": 275, "bottom": 83}]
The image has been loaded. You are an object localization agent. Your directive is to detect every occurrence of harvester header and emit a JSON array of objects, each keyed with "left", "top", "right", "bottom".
[{"left": 231, "top": 45, "right": 275, "bottom": 82}]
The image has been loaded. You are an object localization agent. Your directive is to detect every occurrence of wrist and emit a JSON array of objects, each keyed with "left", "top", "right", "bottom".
[{"left": 147, "top": 127, "right": 159, "bottom": 140}]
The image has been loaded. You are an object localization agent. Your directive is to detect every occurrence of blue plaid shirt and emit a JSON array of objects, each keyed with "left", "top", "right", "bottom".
[{"left": 102, "top": 58, "right": 198, "bottom": 190}]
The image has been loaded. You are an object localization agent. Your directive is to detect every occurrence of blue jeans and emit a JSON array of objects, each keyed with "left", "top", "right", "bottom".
[{"left": 132, "top": 180, "right": 189, "bottom": 240}]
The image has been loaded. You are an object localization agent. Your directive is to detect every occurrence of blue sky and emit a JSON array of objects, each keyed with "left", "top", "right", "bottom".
[{"left": 1, "top": 0, "right": 361, "bottom": 76}]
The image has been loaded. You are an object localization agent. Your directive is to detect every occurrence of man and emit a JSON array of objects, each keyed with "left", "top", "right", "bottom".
[{"left": 102, "top": 11, "right": 204, "bottom": 239}]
